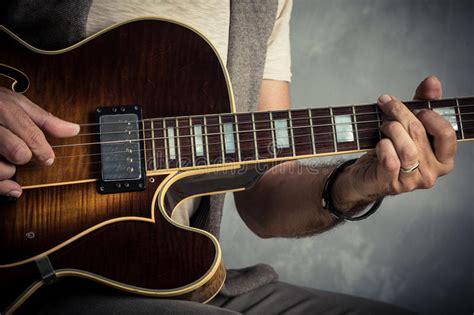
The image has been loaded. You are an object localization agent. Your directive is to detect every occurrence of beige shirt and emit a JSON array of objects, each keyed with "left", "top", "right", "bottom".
[{"left": 86, "top": 0, "right": 292, "bottom": 225}]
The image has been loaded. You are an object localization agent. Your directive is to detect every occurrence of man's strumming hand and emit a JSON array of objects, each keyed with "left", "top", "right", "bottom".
[{"left": 0, "top": 87, "right": 80, "bottom": 198}]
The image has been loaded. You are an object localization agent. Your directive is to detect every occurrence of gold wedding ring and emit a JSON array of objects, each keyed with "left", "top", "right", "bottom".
[{"left": 400, "top": 160, "right": 420, "bottom": 174}]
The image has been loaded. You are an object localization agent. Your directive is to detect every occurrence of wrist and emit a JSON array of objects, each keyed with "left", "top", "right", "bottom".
[{"left": 331, "top": 162, "right": 382, "bottom": 213}]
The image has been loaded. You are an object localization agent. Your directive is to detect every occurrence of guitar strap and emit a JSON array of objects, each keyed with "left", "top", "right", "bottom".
[{"left": 35, "top": 256, "right": 57, "bottom": 285}]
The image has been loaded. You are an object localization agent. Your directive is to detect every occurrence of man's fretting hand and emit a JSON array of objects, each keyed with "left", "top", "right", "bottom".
[
  {"left": 0, "top": 87, "right": 80, "bottom": 198},
  {"left": 331, "top": 76, "right": 457, "bottom": 211}
]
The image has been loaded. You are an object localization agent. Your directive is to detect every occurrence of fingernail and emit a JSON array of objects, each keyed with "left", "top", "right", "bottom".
[
  {"left": 412, "top": 109, "right": 422, "bottom": 115},
  {"left": 71, "top": 123, "right": 80, "bottom": 135},
  {"left": 378, "top": 94, "right": 392, "bottom": 105},
  {"left": 45, "top": 157, "right": 55, "bottom": 166},
  {"left": 7, "top": 190, "right": 21, "bottom": 198}
]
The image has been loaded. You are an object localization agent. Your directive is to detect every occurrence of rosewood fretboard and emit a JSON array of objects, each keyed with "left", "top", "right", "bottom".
[{"left": 142, "top": 97, "right": 474, "bottom": 171}]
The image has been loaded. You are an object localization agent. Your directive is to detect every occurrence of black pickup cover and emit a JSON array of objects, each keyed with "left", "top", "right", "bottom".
[{"left": 96, "top": 105, "right": 146, "bottom": 194}]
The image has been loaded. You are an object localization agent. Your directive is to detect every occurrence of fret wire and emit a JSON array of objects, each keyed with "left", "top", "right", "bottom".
[
  {"left": 175, "top": 118, "right": 181, "bottom": 167},
  {"left": 218, "top": 115, "right": 225, "bottom": 162},
  {"left": 269, "top": 112, "right": 277, "bottom": 158},
  {"left": 189, "top": 117, "right": 196, "bottom": 166},
  {"left": 204, "top": 116, "right": 211, "bottom": 165},
  {"left": 428, "top": 100, "right": 432, "bottom": 110},
  {"left": 251, "top": 112, "right": 259, "bottom": 160},
  {"left": 150, "top": 120, "right": 157, "bottom": 170},
  {"left": 308, "top": 109, "right": 316, "bottom": 154},
  {"left": 456, "top": 98, "right": 465, "bottom": 140},
  {"left": 329, "top": 107, "right": 338, "bottom": 152},
  {"left": 163, "top": 120, "right": 169, "bottom": 169},
  {"left": 234, "top": 114, "right": 242, "bottom": 162},
  {"left": 352, "top": 106, "right": 361, "bottom": 150},
  {"left": 288, "top": 110, "right": 296, "bottom": 156},
  {"left": 374, "top": 105, "right": 382, "bottom": 140}
]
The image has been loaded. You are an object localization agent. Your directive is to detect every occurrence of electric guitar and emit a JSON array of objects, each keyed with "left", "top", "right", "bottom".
[{"left": 0, "top": 18, "right": 472, "bottom": 314}]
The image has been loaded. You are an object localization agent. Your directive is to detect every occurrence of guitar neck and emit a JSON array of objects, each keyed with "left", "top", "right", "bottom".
[{"left": 144, "top": 96, "right": 474, "bottom": 171}]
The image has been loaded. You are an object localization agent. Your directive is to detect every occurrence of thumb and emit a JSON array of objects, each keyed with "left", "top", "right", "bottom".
[
  {"left": 414, "top": 75, "right": 443, "bottom": 100},
  {"left": 15, "top": 94, "right": 80, "bottom": 138}
]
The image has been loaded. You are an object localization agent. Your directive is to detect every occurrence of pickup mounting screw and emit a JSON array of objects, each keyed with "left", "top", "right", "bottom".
[
  {"left": 96, "top": 108, "right": 102, "bottom": 113},
  {"left": 26, "top": 231, "right": 35, "bottom": 239},
  {"left": 112, "top": 107, "right": 118, "bottom": 113},
  {"left": 99, "top": 186, "right": 105, "bottom": 192}
]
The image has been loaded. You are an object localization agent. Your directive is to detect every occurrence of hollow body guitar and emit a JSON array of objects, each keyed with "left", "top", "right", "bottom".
[{"left": 1, "top": 18, "right": 474, "bottom": 314}]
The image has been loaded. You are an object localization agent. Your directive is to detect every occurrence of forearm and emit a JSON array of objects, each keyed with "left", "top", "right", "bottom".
[{"left": 234, "top": 160, "right": 375, "bottom": 238}]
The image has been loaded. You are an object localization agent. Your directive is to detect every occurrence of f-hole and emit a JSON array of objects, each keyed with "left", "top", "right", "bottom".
[{"left": 0, "top": 64, "right": 30, "bottom": 93}]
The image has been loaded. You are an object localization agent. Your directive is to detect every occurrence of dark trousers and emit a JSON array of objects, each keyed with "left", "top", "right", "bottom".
[{"left": 19, "top": 278, "right": 415, "bottom": 314}]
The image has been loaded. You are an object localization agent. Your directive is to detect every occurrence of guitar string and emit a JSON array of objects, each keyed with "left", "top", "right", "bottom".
[
  {"left": 18, "top": 125, "right": 473, "bottom": 172},
  {"left": 73, "top": 101, "right": 474, "bottom": 129},
  {"left": 48, "top": 111, "right": 473, "bottom": 149},
  {"left": 74, "top": 104, "right": 474, "bottom": 138},
  {"left": 75, "top": 110, "right": 471, "bottom": 139}
]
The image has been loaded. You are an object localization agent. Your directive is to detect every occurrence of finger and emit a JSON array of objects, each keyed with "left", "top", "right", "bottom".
[
  {"left": 0, "top": 103, "right": 54, "bottom": 165},
  {"left": 416, "top": 109, "right": 457, "bottom": 164},
  {"left": 0, "top": 126, "right": 32, "bottom": 164},
  {"left": 0, "top": 159, "right": 16, "bottom": 180},
  {"left": 377, "top": 95, "right": 418, "bottom": 131},
  {"left": 414, "top": 75, "right": 443, "bottom": 100},
  {"left": 14, "top": 93, "right": 80, "bottom": 138},
  {"left": 375, "top": 138, "right": 400, "bottom": 193},
  {"left": 380, "top": 121, "right": 419, "bottom": 169},
  {"left": 0, "top": 179, "right": 22, "bottom": 198}
]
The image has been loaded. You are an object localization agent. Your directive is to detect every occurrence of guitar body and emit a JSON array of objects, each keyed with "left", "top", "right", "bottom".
[{"left": 0, "top": 19, "right": 235, "bottom": 312}]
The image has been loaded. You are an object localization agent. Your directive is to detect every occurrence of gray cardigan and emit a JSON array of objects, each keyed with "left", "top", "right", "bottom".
[{"left": 1, "top": 0, "right": 280, "bottom": 297}]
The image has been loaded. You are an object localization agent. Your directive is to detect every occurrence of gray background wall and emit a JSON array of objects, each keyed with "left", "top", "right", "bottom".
[{"left": 220, "top": 1, "right": 474, "bottom": 314}]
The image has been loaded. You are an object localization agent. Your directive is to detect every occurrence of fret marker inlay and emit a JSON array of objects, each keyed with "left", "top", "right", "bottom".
[
  {"left": 223, "top": 122, "right": 236, "bottom": 154},
  {"left": 334, "top": 115, "right": 354, "bottom": 143},
  {"left": 274, "top": 119, "right": 290, "bottom": 149},
  {"left": 167, "top": 127, "right": 176, "bottom": 160},
  {"left": 193, "top": 125, "right": 204, "bottom": 156},
  {"left": 433, "top": 107, "right": 458, "bottom": 131}
]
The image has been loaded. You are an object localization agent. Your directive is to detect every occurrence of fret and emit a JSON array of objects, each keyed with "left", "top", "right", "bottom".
[
  {"left": 206, "top": 115, "right": 223, "bottom": 164},
  {"left": 271, "top": 111, "right": 293, "bottom": 158},
  {"left": 288, "top": 110, "right": 296, "bottom": 156},
  {"left": 163, "top": 119, "right": 169, "bottom": 169},
  {"left": 175, "top": 118, "right": 182, "bottom": 167},
  {"left": 329, "top": 107, "right": 338, "bottom": 152},
  {"left": 221, "top": 114, "right": 239, "bottom": 162},
  {"left": 456, "top": 98, "right": 465, "bottom": 140},
  {"left": 374, "top": 104, "right": 382, "bottom": 140},
  {"left": 427, "top": 100, "right": 432, "bottom": 110},
  {"left": 352, "top": 106, "right": 360, "bottom": 150},
  {"left": 254, "top": 112, "right": 274, "bottom": 160},
  {"left": 236, "top": 113, "right": 257, "bottom": 161},
  {"left": 204, "top": 116, "right": 210, "bottom": 164},
  {"left": 308, "top": 109, "right": 316, "bottom": 154},
  {"left": 458, "top": 97, "right": 474, "bottom": 140},
  {"left": 251, "top": 112, "right": 259, "bottom": 159},
  {"left": 234, "top": 114, "right": 242, "bottom": 161},
  {"left": 189, "top": 117, "right": 196, "bottom": 166},
  {"left": 332, "top": 106, "right": 357, "bottom": 152},
  {"left": 150, "top": 120, "right": 157, "bottom": 170},
  {"left": 311, "top": 108, "right": 335, "bottom": 153},
  {"left": 142, "top": 120, "right": 154, "bottom": 171},
  {"left": 355, "top": 105, "right": 379, "bottom": 150},
  {"left": 218, "top": 115, "right": 225, "bottom": 162},
  {"left": 269, "top": 112, "right": 277, "bottom": 158},
  {"left": 190, "top": 117, "right": 206, "bottom": 165},
  {"left": 291, "top": 109, "right": 313, "bottom": 156}
]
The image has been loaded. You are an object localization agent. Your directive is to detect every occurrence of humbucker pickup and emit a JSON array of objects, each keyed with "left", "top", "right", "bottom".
[{"left": 96, "top": 105, "right": 146, "bottom": 194}]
